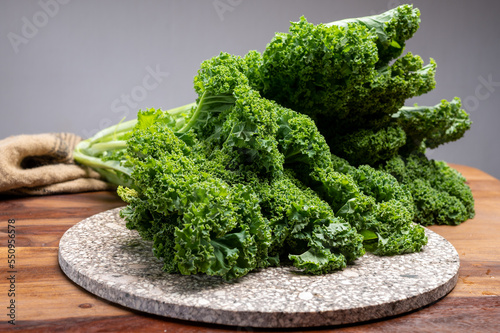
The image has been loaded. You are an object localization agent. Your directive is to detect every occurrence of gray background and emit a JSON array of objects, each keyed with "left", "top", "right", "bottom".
[{"left": 1, "top": 0, "right": 499, "bottom": 178}]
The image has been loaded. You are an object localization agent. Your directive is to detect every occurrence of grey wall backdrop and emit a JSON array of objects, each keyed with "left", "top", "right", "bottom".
[{"left": 1, "top": 0, "right": 499, "bottom": 178}]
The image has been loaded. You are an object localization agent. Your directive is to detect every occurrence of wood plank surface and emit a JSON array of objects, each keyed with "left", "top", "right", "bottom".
[{"left": 0, "top": 165, "right": 499, "bottom": 332}]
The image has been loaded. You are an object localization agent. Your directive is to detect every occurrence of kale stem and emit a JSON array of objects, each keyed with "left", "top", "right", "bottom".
[
  {"left": 86, "top": 140, "right": 128, "bottom": 156},
  {"left": 177, "top": 92, "right": 207, "bottom": 133},
  {"left": 88, "top": 119, "right": 137, "bottom": 144},
  {"left": 167, "top": 102, "right": 196, "bottom": 117},
  {"left": 73, "top": 150, "right": 132, "bottom": 175}
]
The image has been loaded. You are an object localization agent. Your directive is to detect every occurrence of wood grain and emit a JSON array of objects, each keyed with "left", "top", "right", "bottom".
[{"left": 0, "top": 165, "right": 499, "bottom": 332}]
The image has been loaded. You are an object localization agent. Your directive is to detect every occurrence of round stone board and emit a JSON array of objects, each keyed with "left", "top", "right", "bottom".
[{"left": 58, "top": 207, "right": 459, "bottom": 328}]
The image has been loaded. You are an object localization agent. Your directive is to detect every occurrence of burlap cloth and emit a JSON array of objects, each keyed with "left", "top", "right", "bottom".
[{"left": 0, "top": 133, "right": 114, "bottom": 196}]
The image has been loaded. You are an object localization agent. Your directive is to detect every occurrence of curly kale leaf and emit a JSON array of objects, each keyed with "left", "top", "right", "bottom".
[
  {"left": 259, "top": 16, "right": 379, "bottom": 120},
  {"left": 330, "top": 98, "right": 471, "bottom": 167},
  {"left": 119, "top": 111, "right": 272, "bottom": 280},
  {"left": 258, "top": 14, "right": 436, "bottom": 137},
  {"left": 326, "top": 4, "right": 421, "bottom": 66},
  {"left": 271, "top": 106, "right": 427, "bottom": 255},
  {"left": 118, "top": 186, "right": 182, "bottom": 273},
  {"left": 316, "top": 53, "right": 436, "bottom": 138},
  {"left": 381, "top": 153, "right": 475, "bottom": 226},
  {"left": 394, "top": 97, "right": 473, "bottom": 153},
  {"left": 330, "top": 125, "right": 407, "bottom": 166},
  {"left": 347, "top": 165, "right": 426, "bottom": 255},
  {"left": 180, "top": 52, "right": 262, "bottom": 140},
  {"left": 217, "top": 86, "right": 284, "bottom": 177},
  {"left": 309, "top": 162, "right": 427, "bottom": 255},
  {"left": 256, "top": 171, "right": 365, "bottom": 274}
]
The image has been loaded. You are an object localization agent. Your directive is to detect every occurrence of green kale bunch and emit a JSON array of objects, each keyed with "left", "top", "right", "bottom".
[
  {"left": 74, "top": 4, "right": 475, "bottom": 280},
  {"left": 75, "top": 51, "right": 427, "bottom": 280},
  {"left": 256, "top": 4, "right": 474, "bottom": 226}
]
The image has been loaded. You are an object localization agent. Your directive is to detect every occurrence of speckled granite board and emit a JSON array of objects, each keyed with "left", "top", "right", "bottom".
[{"left": 58, "top": 208, "right": 459, "bottom": 328}]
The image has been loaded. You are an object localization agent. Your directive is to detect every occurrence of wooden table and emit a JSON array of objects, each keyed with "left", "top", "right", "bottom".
[{"left": 1, "top": 164, "right": 499, "bottom": 332}]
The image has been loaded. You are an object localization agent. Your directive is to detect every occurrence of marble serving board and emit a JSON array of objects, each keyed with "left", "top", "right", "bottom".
[{"left": 58, "top": 207, "right": 459, "bottom": 328}]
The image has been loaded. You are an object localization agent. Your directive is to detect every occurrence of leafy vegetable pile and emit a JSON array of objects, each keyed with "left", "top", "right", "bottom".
[
  {"left": 257, "top": 6, "right": 474, "bottom": 226},
  {"left": 74, "top": 5, "right": 473, "bottom": 280}
]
